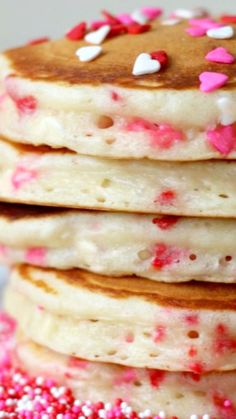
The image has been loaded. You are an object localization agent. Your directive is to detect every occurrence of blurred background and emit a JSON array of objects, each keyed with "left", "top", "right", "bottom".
[{"left": 0, "top": 0, "right": 235, "bottom": 50}]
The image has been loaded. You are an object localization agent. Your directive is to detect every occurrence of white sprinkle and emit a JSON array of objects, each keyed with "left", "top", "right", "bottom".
[
  {"left": 132, "top": 53, "right": 161, "bottom": 76},
  {"left": 207, "top": 26, "right": 234, "bottom": 39},
  {"left": 217, "top": 96, "right": 235, "bottom": 126},
  {"left": 56, "top": 415, "right": 64, "bottom": 419},
  {"left": 0, "top": 414, "right": 7, "bottom": 418},
  {"left": 82, "top": 406, "right": 92, "bottom": 417},
  {"left": 105, "top": 402, "right": 112, "bottom": 410},
  {"left": 161, "top": 18, "right": 180, "bottom": 26},
  {"left": 98, "top": 409, "right": 106, "bottom": 418},
  {"left": 36, "top": 376, "right": 44, "bottom": 386},
  {"left": 76, "top": 46, "right": 102, "bottom": 63},
  {"left": 47, "top": 406, "right": 54, "bottom": 413},
  {"left": 131, "top": 9, "right": 148, "bottom": 24},
  {"left": 42, "top": 415, "right": 49, "bottom": 419},
  {"left": 158, "top": 411, "right": 166, "bottom": 419},
  {"left": 202, "top": 415, "right": 210, "bottom": 419},
  {"left": 74, "top": 399, "right": 82, "bottom": 406},
  {"left": 190, "top": 415, "right": 199, "bottom": 419},
  {"left": 85, "top": 25, "right": 110, "bottom": 45},
  {"left": 79, "top": 417, "right": 86, "bottom": 419},
  {"left": 173, "top": 8, "right": 205, "bottom": 19},
  {"left": 143, "top": 409, "right": 152, "bottom": 417}
]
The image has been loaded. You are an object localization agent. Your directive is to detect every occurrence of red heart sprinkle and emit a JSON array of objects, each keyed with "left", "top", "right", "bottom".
[
  {"left": 127, "top": 23, "right": 151, "bottom": 35},
  {"left": 28, "top": 37, "right": 50, "bottom": 46},
  {"left": 109, "top": 24, "right": 128, "bottom": 37},
  {"left": 66, "top": 22, "right": 87, "bottom": 41},
  {"left": 102, "top": 10, "right": 120, "bottom": 25},
  {"left": 151, "top": 50, "right": 168, "bottom": 67},
  {"left": 220, "top": 15, "right": 236, "bottom": 24}
]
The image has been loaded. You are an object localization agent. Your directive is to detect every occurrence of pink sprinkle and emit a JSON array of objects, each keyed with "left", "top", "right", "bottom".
[
  {"left": 152, "top": 243, "right": 183, "bottom": 269},
  {"left": 206, "top": 47, "right": 235, "bottom": 64},
  {"left": 184, "top": 314, "right": 199, "bottom": 326},
  {"left": 11, "top": 166, "right": 38, "bottom": 190},
  {"left": 189, "top": 18, "right": 222, "bottom": 30},
  {"left": 68, "top": 356, "right": 89, "bottom": 370},
  {"left": 126, "top": 118, "right": 184, "bottom": 149},
  {"left": 37, "top": 305, "right": 44, "bottom": 311},
  {"left": 116, "top": 13, "right": 135, "bottom": 25},
  {"left": 111, "top": 90, "right": 122, "bottom": 102},
  {"left": 188, "top": 362, "right": 204, "bottom": 374},
  {"left": 124, "top": 332, "right": 134, "bottom": 343},
  {"left": 25, "top": 247, "right": 46, "bottom": 266},
  {"left": 188, "top": 346, "right": 198, "bottom": 357},
  {"left": 153, "top": 325, "right": 166, "bottom": 343},
  {"left": 16, "top": 96, "right": 37, "bottom": 116},
  {"left": 199, "top": 71, "right": 229, "bottom": 93},
  {"left": 148, "top": 370, "right": 166, "bottom": 388},
  {"left": 113, "top": 368, "right": 137, "bottom": 386},
  {"left": 186, "top": 26, "right": 206, "bottom": 37},
  {"left": 155, "top": 190, "right": 176, "bottom": 206},
  {"left": 141, "top": 7, "right": 162, "bottom": 20},
  {"left": 207, "top": 124, "right": 236, "bottom": 155},
  {"left": 0, "top": 244, "right": 8, "bottom": 257}
]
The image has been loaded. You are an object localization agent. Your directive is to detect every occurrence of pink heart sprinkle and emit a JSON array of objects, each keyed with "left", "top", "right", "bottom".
[
  {"left": 25, "top": 247, "right": 46, "bottom": 266},
  {"left": 116, "top": 13, "right": 135, "bottom": 25},
  {"left": 206, "top": 47, "right": 235, "bottom": 64},
  {"left": 11, "top": 166, "right": 37, "bottom": 190},
  {"left": 189, "top": 18, "right": 222, "bottom": 30},
  {"left": 141, "top": 7, "right": 162, "bottom": 20},
  {"left": 186, "top": 26, "right": 206, "bottom": 37},
  {"left": 207, "top": 124, "right": 236, "bottom": 155},
  {"left": 199, "top": 71, "right": 229, "bottom": 93}
]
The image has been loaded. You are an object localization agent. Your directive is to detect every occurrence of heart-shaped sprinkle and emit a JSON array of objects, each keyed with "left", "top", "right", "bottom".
[
  {"left": 116, "top": 13, "right": 135, "bottom": 25},
  {"left": 90, "top": 20, "right": 109, "bottom": 30},
  {"left": 189, "top": 18, "right": 222, "bottom": 30},
  {"left": 173, "top": 8, "right": 206, "bottom": 19},
  {"left": 161, "top": 18, "right": 180, "bottom": 26},
  {"left": 141, "top": 7, "right": 162, "bottom": 20},
  {"left": 76, "top": 46, "right": 102, "bottom": 62},
  {"left": 220, "top": 15, "right": 236, "bottom": 24},
  {"left": 206, "top": 47, "right": 235, "bottom": 64},
  {"left": 127, "top": 23, "right": 151, "bottom": 35},
  {"left": 207, "top": 125, "right": 236, "bottom": 155},
  {"left": 151, "top": 51, "right": 168, "bottom": 67},
  {"left": 207, "top": 25, "right": 234, "bottom": 39},
  {"left": 131, "top": 9, "right": 148, "bottom": 25},
  {"left": 199, "top": 72, "right": 229, "bottom": 93},
  {"left": 132, "top": 53, "right": 161, "bottom": 76},
  {"left": 109, "top": 24, "right": 127, "bottom": 37},
  {"left": 66, "top": 22, "right": 87, "bottom": 41},
  {"left": 186, "top": 26, "right": 206, "bottom": 37},
  {"left": 102, "top": 10, "right": 120, "bottom": 25},
  {"left": 85, "top": 25, "right": 111, "bottom": 44}
]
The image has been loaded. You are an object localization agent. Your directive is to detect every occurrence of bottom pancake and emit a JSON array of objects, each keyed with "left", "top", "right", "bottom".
[
  {"left": 5, "top": 265, "right": 236, "bottom": 372},
  {"left": 15, "top": 332, "right": 236, "bottom": 419}
]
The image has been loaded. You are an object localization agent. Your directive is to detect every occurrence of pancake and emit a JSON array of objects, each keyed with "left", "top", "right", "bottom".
[
  {"left": 2, "top": 202, "right": 236, "bottom": 283},
  {"left": 5, "top": 265, "right": 236, "bottom": 372},
  {"left": 1, "top": 19, "right": 236, "bottom": 161},
  {"left": 2, "top": 138, "right": 236, "bottom": 216},
  {"left": 14, "top": 332, "right": 236, "bottom": 419}
]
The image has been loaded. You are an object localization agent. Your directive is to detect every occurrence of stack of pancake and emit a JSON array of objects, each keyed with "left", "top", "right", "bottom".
[{"left": 0, "top": 10, "right": 236, "bottom": 418}]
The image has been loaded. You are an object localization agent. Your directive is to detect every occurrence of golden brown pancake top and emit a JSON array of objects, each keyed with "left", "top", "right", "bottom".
[
  {"left": 4, "top": 21, "right": 236, "bottom": 89},
  {"left": 19, "top": 265, "right": 236, "bottom": 311}
]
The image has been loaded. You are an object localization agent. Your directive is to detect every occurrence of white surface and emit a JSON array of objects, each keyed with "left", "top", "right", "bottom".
[{"left": 0, "top": 0, "right": 235, "bottom": 50}]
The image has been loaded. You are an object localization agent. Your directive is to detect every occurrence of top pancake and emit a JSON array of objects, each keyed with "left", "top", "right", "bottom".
[{"left": 4, "top": 21, "right": 236, "bottom": 89}]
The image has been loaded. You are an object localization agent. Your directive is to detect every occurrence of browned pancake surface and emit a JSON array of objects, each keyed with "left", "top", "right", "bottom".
[
  {"left": 19, "top": 265, "right": 236, "bottom": 310},
  {"left": 4, "top": 22, "right": 236, "bottom": 89}
]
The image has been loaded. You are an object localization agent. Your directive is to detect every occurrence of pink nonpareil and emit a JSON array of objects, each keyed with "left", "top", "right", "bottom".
[
  {"left": 125, "top": 118, "right": 185, "bottom": 149},
  {"left": 11, "top": 166, "right": 38, "bottom": 190},
  {"left": 25, "top": 247, "right": 47, "bottom": 266},
  {"left": 207, "top": 124, "right": 236, "bottom": 155}
]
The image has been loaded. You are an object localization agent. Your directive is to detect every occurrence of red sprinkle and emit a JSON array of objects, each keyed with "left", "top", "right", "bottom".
[
  {"left": 109, "top": 24, "right": 128, "bottom": 37},
  {"left": 153, "top": 325, "right": 166, "bottom": 343},
  {"left": 66, "top": 22, "right": 87, "bottom": 40},
  {"left": 16, "top": 96, "right": 37, "bottom": 116},
  {"left": 152, "top": 216, "right": 179, "bottom": 230},
  {"left": 188, "top": 362, "right": 204, "bottom": 375},
  {"left": 151, "top": 50, "right": 168, "bottom": 68},
  {"left": 152, "top": 243, "right": 182, "bottom": 269},
  {"left": 28, "top": 37, "right": 50, "bottom": 45},
  {"left": 214, "top": 323, "right": 236, "bottom": 355},
  {"left": 102, "top": 10, "right": 121, "bottom": 25},
  {"left": 220, "top": 15, "right": 236, "bottom": 24},
  {"left": 148, "top": 369, "right": 166, "bottom": 388},
  {"left": 155, "top": 190, "right": 176, "bottom": 206},
  {"left": 188, "top": 346, "right": 198, "bottom": 357},
  {"left": 127, "top": 23, "right": 151, "bottom": 35}
]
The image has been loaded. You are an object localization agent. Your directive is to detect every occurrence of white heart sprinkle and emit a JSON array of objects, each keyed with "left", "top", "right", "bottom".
[
  {"left": 161, "top": 18, "right": 181, "bottom": 26},
  {"left": 85, "top": 25, "right": 111, "bottom": 45},
  {"left": 132, "top": 53, "right": 161, "bottom": 76},
  {"left": 174, "top": 8, "right": 204, "bottom": 19},
  {"left": 76, "top": 46, "right": 102, "bottom": 62},
  {"left": 207, "top": 26, "right": 234, "bottom": 39},
  {"left": 131, "top": 9, "right": 148, "bottom": 24}
]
